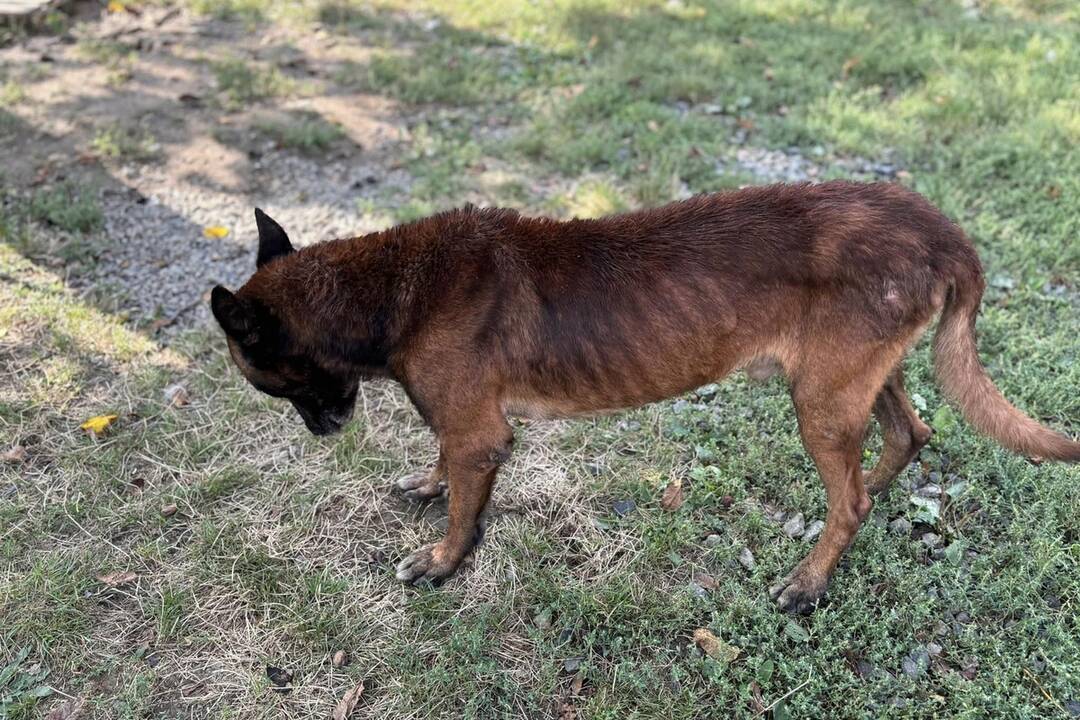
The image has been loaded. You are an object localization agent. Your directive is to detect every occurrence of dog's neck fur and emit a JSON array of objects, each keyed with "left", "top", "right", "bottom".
[{"left": 243, "top": 220, "right": 451, "bottom": 377}]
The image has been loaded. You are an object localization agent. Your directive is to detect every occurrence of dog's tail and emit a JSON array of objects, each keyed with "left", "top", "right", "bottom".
[{"left": 932, "top": 264, "right": 1080, "bottom": 462}]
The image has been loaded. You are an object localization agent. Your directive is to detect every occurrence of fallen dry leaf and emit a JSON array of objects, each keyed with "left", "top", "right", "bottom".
[
  {"left": 693, "top": 573, "right": 718, "bottom": 591},
  {"left": 203, "top": 226, "right": 230, "bottom": 239},
  {"left": 2, "top": 445, "right": 28, "bottom": 463},
  {"left": 557, "top": 702, "right": 579, "bottom": 720},
  {"left": 331, "top": 681, "right": 365, "bottom": 720},
  {"left": 46, "top": 697, "right": 85, "bottom": 720},
  {"left": 149, "top": 317, "right": 172, "bottom": 333},
  {"left": 107, "top": 0, "right": 125, "bottom": 12},
  {"left": 659, "top": 478, "right": 684, "bottom": 511},
  {"left": 164, "top": 384, "right": 190, "bottom": 407},
  {"left": 80, "top": 414, "right": 118, "bottom": 437},
  {"left": 266, "top": 665, "right": 293, "bottom": 690},
  {"left": 97, "top": 571, "right": 137, "bottom": 586},
  {"left": 160, "top": 503, "right": 178, "bottom": 517},
  {"left": 841, "top": 55, "right": 862, "bottom": 79},
  {"left": 693, "top": 628, "right": 740, "bottom": 663}
]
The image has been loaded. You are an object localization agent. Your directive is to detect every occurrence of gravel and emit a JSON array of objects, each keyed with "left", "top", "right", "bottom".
[
  {"left": 888, "top": 517, "right": 913, "bottom": 536},
  {"left": 803, "top": 519, "right": 825, "bottom": 541},
  {"left": 90, "top": 154, "right": 411, "bottom": 329},
  {"left": 782, "top": 512, "right": 806, "bottom": 538},
  {"left": 720, "top": 147, "right": 903, "bottom": 184}
]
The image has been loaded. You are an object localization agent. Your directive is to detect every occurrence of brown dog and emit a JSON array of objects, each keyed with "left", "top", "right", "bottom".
[{"left": 211, "top": 181, "right": 1079, "bottom": 613}]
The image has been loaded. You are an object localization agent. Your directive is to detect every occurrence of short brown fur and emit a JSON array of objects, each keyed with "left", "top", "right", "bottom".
[{"left": 211, "top": 181, "right": 1079, "bottom": 612}]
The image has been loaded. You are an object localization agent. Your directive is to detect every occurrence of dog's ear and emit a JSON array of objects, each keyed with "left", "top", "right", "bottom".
[
  {"left": 210, "top": 286, "right": 258, "bottom": 344},
  {"left": 254, "top": 208, "right": 293, "bottom": 268}
]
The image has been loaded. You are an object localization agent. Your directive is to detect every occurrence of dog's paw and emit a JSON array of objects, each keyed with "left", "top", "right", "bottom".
[
  {"left": 768, "top": 565, "right": 829, "bottom": 615},
  {"left": 394, "top": 471, "right": 446, "bottom": 502},
  {"left": 395, "top": 543, "right": 460, "bottom": 586}
]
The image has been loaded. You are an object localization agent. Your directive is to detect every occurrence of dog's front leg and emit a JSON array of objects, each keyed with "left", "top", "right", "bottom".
[{"left": 395, "top": 409, "right": 513, "bottom": 585}]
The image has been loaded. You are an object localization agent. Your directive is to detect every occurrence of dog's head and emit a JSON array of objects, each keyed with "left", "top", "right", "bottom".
[{"left": 210, "top": 209, "right": 358, "bottom": 436}]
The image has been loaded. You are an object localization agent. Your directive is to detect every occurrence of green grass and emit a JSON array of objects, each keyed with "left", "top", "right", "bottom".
[
  {"left": 91, "top": 125, "right": 160, "bottom": 162},
  {"left": 253, "top": 112, "right": 345, "bottom": 153},
  {"left": 211, "top": 57, "right": 297, "bottom": 108},
  {"left": 27, "top": 183, "right": 103, "bottom": 236},
  {"left": 2, "top": 1, "right": 1079, "bottom": 718}
]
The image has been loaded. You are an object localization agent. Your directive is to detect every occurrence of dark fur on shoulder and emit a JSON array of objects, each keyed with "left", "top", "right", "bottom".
[{"left": 212, "top": 181, "right": 1078, "bottom": 611}]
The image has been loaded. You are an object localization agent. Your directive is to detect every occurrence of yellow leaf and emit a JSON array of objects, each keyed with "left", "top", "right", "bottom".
[
  {"left": 693, "top": 628, "right": 740, "bottom": 663},
  {"left": 107, "top": 0, "right": 125, "bottom": 12},
  {"left": 203, "top": 226, "right": 229, "bottom": 239},
  {"left": 80, "top": 414, "right": 118, "bottom": 435}
]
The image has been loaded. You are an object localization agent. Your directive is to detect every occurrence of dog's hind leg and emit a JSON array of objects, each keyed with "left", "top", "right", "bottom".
[
  {"left": 769, "top": 342, "right": 904, "bottom": 614},
  {"left": 395, "top": 453, "right": 447, "bottom": 502},
  {"left": 864, "top": 368, "right": 932, "bottom": 496}
]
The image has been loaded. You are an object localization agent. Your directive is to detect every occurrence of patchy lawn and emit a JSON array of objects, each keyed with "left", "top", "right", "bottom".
[{"left": 1, "top": 1, "right": 1078, "bottom": 718}]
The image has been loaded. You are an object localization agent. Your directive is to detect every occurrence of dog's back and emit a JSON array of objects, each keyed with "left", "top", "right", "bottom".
[{"left": 412, "top": 182, "right": 973, "bottom": 415}]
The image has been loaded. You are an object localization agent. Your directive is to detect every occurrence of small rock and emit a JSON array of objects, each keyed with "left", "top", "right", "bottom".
[
  {"left": 804, "top": 519, "right": 825, "bottom": 541},
  {"left": 332, "top": 650, "right": 348, "bottom": 668},
  {"left": 916, "top": 484, "right": 942, "bottom": 498},
  {"left": 921, "top": 533, "right": 943, "bottom": 549},
  {"left": 160, "top": 503, "right": 178, "bottom": 517},
  {"left": 672, "top": 399, "right": 690, "bottom": 413},
  {"left": 1064, "top": 700, "right": 1080, "bottom": 718},
  {"left": 563, "top": 657, "right": 582, "bottom": 673},
  {"left": 612, "top": 499, "right": 636, "bottom": 517},
  {"left": 719, "top": 494, "right": 734, "bottom": 508},
  {"left": 687, "top": 582, "right": 709, "bottom": 600},
  {"left": 853, "top": 658, "right": 875, "bottom": 679},
  {"left": 888, "top": 517, "right": 912, "bottom": 536},
  {"left": 901, "top": 648, "right": 930, "bottom": 678},
  {"left": 533, "top": 608, "right": 552, "bottom": 630},
  {"left": 737, "top": 547, "right": 755, "bottom": 571},
  {"left": 927, "top": 642, "right": 942, "bottom": 656},
  {"left": 704, "top": 534, "right": 723, "bottom": 548},
  {"left": 782, "top": 512, "right": 806, "bottom": 538}
]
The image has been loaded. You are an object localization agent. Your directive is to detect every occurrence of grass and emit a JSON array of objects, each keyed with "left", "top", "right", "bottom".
[
  {"left": 253, "top": 112, "right": 345, "bottom": 153},
  {"left": 2, "top": 0, "right": 1079, "bottom": 718},
  {"left": 27, "top": 183, "right": 103, "bottom": 236},
  {"left": 91, "top": 125, "right": 160, "bottom": 162},
  {"left": 212, "top": 57, "right": 297, "bottom": 109},
  {"left": 75, "top": 38, "right": 136, "bottom": 85}
]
